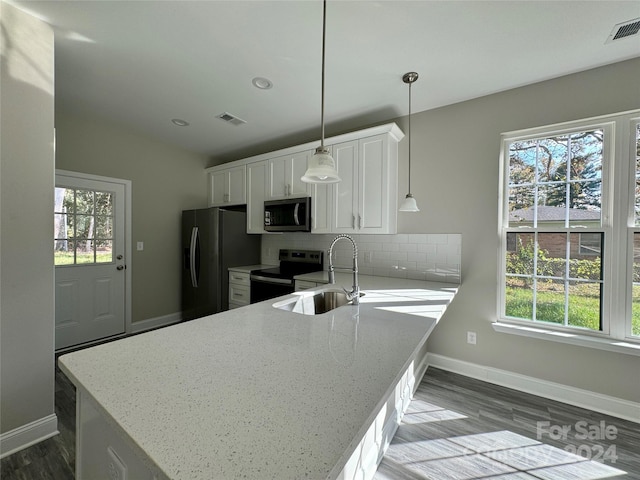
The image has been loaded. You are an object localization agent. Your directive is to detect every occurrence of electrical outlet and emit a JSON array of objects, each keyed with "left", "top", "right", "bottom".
[
  {"left": 107, "top": 446, "right": 127, "bottom": 480},
  {"left": 136, "top": 241, "right": 144, "bottom": 251},
  {"left": 364, "top": 251, "right": 373, "bottom": 263},
  {"left": 467, "top": 331, "right": 477, "bottom": 345}
]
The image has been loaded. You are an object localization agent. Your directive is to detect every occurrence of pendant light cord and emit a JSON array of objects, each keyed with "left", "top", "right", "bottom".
[
  {"left": 320, "top": 0, "right": 327, "bottom": 150},
  {"left": 407, "top": 79, "right": 412, "bottom": 195}
]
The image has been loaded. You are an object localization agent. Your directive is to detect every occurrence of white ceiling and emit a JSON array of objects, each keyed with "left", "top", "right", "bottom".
[{"left": 8, "top": 0, "right": 640, "bottom": 161}]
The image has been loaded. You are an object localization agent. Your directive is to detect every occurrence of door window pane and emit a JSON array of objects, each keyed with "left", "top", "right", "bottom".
[{"left": 54, "top": 187, "right": 114, "bottom": 265}]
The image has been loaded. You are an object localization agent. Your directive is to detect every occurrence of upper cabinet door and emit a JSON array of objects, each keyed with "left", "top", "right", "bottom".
[
  {"left": 359, "top": 135, "right": 396, "bottom": 233},
  {"left": 268, "top": 155, "right": 288, "bottom": 199},
  {"left": 227, "top": 166, "right": 246, "bottom": 204},
  {"left": 210, "top": 170, "right": 227, "bottom": 205},
  {"left": 288, "top": 151, "right": 312, "bottom": 198},
  {"left": 268, "top": 151, "right": 312, "bottom": 199},
  {"left": 310, "top": 146, "right": 333, "bottom": 234},
  {"left": 329, "top": 135, "right": 397, "bottom": 234},
  {"left": 208, "top": 165, "right": 246, "bottom": 207},
  {"left": 246, "top": 160, "right": 268, "bottom": 234},
  {"left": 331, "top": 140, "right": 359, "bottom": 233}
]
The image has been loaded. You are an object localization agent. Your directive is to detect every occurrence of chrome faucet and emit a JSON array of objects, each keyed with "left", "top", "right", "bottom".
[{"left": 328, "top": 234, "right": 360, "bottom": 305}]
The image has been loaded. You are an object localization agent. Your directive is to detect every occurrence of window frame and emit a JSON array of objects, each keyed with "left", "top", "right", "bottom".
[
  {"left": 497, "top": 110, "right": 640, "bottom": 348},
  {"left": 624, "top": 120, "right": 640, "bottom": 340},
  {"left": 578, "top": 232, "right": 602, "bottom": 256}
]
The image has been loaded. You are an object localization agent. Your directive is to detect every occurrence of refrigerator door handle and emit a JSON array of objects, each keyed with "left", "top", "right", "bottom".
[
  {"left": 293, "top": 203, "right": 300, "bottom": 226},
  {"left": 190, "top": 226, "right": 199, "bottom": 288}
]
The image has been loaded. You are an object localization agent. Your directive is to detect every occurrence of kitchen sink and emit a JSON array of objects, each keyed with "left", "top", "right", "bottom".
[{"left": 274, "top": 289, "right": 364, "bottom": 315}]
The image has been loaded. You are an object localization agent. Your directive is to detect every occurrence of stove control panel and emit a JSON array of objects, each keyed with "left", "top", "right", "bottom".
[{"left": 279, "top": 249, "right": 323, "bottom": 266}]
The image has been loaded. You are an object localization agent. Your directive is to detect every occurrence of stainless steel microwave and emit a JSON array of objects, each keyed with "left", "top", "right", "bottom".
[{"left": 264, "top": 197, "right": 311, "bottom": 232}]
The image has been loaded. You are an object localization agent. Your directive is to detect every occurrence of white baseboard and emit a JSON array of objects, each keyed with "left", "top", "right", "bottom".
[
  {"left": 0, "top": 414, "right": 58, "bottom": 459},
  {"left": 130, "top": 312, "right": 181, "bottom": 334},
  {"left": 426, "top": 353, "right": 640, "bottom": 424}
]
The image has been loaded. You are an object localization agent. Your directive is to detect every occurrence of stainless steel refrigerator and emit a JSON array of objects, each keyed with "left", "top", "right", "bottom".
[{"left": 182, "top": 207, "right": 260, "bottom": 320}]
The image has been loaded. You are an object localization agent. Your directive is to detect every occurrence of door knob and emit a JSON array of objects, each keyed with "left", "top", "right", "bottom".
[
  {"left": 116, "top": 254, "right": 123, "bottom": 260},
  {"left": 117, "top": 265, "right": 125, "bottom": 271}
]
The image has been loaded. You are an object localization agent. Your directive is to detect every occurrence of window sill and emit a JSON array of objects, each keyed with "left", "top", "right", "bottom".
[{"left": 492, "top": 322, "right": 640, "bottom": 357}]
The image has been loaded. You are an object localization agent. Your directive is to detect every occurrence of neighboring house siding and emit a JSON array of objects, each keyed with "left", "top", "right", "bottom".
[{"left": 508, "top": 206, "right": 601, "bottom": 260}]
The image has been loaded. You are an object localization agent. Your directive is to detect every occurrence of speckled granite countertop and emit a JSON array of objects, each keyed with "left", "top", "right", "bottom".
[
  {"left": 59, "top": 277, "right": 457, "bottom": 480},
  {"left": 228, "top": 264, "right": 274, "bottom": 273}
]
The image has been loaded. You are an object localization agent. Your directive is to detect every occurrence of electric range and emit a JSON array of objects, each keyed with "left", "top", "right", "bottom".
[{"left": 250, "top": 249, "right": 323, "bottom": 303}]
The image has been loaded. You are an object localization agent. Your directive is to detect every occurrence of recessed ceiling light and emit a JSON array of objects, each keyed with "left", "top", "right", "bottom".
[
  {"left": 171, "top": 118, "right": 189, "bottom": 127},
  {"left": 252, "top": 77, "right": 273, "bottom": 90}
]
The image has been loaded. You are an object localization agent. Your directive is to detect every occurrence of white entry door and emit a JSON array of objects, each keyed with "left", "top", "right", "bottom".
[{"left": 54, "top": 172, "right": 128, "bottom": 350}]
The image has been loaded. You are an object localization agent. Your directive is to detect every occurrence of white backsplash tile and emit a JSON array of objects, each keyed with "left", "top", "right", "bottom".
[{"left": 261, "top": 232, "right": 462, "bottom": 284}]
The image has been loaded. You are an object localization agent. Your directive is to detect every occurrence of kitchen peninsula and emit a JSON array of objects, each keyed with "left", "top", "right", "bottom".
[{"left": 59, "top": 275, "right": 457, "bottom": 480}]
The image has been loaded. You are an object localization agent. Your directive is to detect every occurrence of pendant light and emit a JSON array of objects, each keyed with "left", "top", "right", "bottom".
[
  {"left": 399, "top": 72, "right": 420, "bottom": 212},
  {"left": 301, "top": 0, "right": 341, "bottom": 184}
]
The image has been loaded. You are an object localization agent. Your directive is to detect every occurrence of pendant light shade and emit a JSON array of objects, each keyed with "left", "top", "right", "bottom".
[
  {"left": 399, "top": 193, "right": 419, "bottom": 212},
  {"left": 301, "top": 147, "right": 341, "bottom": 183},
  {"left": 302, "top": 0, "right": 341, "bottom": 184},
  {"left": 399, "top": 72, "right": 420, "bottom": 212}
]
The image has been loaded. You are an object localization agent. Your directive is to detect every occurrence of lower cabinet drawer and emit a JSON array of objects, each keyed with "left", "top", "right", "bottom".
[
  {"left": 229, "top": 283, "right": 250, "bottom": 306},
  {"left": 228, "top": 301, "right": 244, "bottom": 310},
  {"left": 228, "top": 271, "right": 251, "bottom": 286}
]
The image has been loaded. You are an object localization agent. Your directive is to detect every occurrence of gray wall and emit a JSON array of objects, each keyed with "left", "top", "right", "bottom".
[
  {"left": 395, "top": 58, "right": 640, "bottom": 403},
  {"left": 55, "top": 109, "right": 209, "bottom": 324},
  {"left": 0, "top": 3, "right": 55, "bottom": 435}
]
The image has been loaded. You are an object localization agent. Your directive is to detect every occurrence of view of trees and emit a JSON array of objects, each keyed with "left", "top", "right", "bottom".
[
  {"left": 54, "top": 187, "right": 114, "bottom": 265},
  {"left": 508, "top": 130, "right": 603, "bottom": 217}
]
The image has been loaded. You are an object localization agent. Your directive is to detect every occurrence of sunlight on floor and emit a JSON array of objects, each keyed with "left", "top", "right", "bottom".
[{"left": 381, "top": 402, "right": 627, "bottom": 480}]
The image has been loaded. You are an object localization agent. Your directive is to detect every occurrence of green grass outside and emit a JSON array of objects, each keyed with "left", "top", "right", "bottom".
[
  {"left": 55, "top": 251, "right": 112, "bottom": 265},
  {"left": 506, "top": 286, "right": 640, "bottom": 336}
]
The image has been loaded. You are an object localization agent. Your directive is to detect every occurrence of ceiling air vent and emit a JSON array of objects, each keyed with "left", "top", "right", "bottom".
[
  {"left": 606, "top": 18, "right": 640, "bottom": 43},
  {"left": 216, "top": 112, "right": 247, "bottom": 126}
]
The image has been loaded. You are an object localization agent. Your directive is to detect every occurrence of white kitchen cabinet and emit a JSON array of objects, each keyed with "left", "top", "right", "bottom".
[
  {"left": 268, "top": 151, "right": 311, "bottom": 199},
  {"left": 205, "top": 123, "right": 403, "bottom": 234},
  {"left": 309, "top": 147, "right": 332, "bottom": 234},
  {"left": 246, "top": 160, "right": 268, "bottom": 234},
  {"left": 228, "top": 270, "right": 251, "bottom": 309},
  {"left": 209, "top": 165, "right": 246, "bottom": 206},
  {"left": 310, "top": 182, "right": 332, "bottom": 234},
  {"left": 330, "top": 134, "right": 398, "bottom": 234},
  {"left": 77, "top": 389, "right": 167, "bottom": 480}
]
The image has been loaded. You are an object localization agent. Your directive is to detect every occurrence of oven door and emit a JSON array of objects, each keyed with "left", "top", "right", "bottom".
[{"left": 250, "top": 275, "right": 294, "bottom": 303}]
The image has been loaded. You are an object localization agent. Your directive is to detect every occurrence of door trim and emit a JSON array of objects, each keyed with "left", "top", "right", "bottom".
[{"left": 55, "top": 169, "right": 132, "bottom": 336}]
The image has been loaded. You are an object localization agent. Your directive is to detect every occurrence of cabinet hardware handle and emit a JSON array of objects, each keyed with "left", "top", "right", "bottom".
[
  {"left": 358, "top": 214, "right": 362, "bottom": 229},
  {"left": 352, "top": 214, "right": 356, "bottom": 229}
]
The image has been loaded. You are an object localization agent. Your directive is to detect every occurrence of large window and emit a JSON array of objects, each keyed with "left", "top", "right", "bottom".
[
  {"left": 499, "top": 111, "right": 640, "bottom": 344},
  {"left": 631, "top": 123, "right": 640, "bottom": 337}
]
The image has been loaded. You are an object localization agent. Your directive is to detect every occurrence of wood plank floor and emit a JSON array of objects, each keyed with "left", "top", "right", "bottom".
[
  {"left": 375, "top": 368, "right": 640, "bottom": 480},
  {"left": 2, "top": 366, "right": 638, "bottom": 479},
  {"left": 1, "top": 364, "right": 76, "bottom": 480}
]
